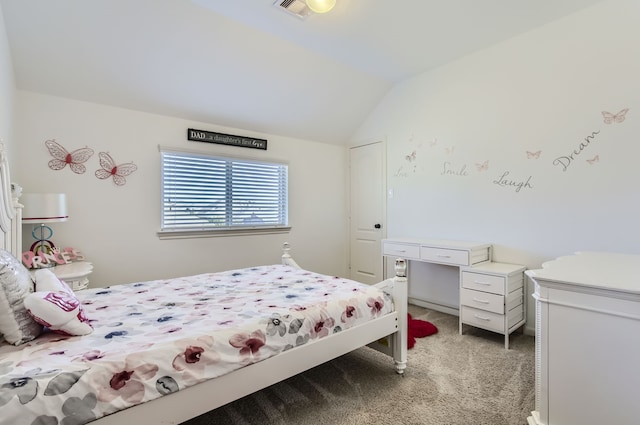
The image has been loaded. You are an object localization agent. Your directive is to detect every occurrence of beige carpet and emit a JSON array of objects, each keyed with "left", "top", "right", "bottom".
[{"left": 182, "top": 305, "right": 535, "bottom": 425}]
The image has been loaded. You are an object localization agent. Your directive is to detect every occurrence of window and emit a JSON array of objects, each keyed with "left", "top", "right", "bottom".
[{"left": 160, "top": 148, "right": 288, "bottom": 237}]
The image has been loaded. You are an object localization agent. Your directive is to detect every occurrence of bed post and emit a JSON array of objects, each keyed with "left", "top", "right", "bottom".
[
  {"left": 281, "top": 242, "right": 301, "bottom": 269},
  {"left": 391, "top": 258, "right": 408, "bottom": 374},
  {"left": 0, "top": 143, "right": 21, "bottom": 257}
]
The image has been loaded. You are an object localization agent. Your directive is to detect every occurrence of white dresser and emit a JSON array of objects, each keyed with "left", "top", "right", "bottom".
[
  {"left": 526, "top": 252, "right": 640, "bottom": 425},
  {"left": 460, "top": 262, "right": 526, "bottom": 349}
]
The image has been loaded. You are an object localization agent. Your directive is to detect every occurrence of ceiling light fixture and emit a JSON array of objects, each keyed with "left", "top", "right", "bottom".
[{"left": 305, "top": 0, "right": 336, "bottom": 14}]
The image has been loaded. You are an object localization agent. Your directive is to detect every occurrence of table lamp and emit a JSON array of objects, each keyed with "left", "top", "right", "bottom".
[{"left": 21, "top": 193, "right": 68, "bottom": 255}]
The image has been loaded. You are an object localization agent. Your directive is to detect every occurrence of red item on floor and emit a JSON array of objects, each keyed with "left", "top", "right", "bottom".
[{"left": 407, "top": 313, "right": 438, "bottom": 349}]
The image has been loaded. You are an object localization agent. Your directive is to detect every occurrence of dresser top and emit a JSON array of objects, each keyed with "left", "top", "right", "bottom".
[{"left": 526, "top": 251, "right": 640, "bottom": 295}]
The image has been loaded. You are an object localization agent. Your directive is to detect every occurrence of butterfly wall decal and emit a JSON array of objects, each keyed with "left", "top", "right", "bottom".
[
  {"left": 405, "top": 151, "right": 416, "bottom": 162},
  {"left": 45, "top": 139, "right": 94, "bottom": 174},
  {"left": 95, "top": 152, "right": 138, "bottom": 186},
  {"left": 526, "top": 150, "right": 542, "bottom": 159},
  {"left": 475, "top": 160, "right": 489, "bottom": 172},
  {"left": 602, "top": 108, "right": 629, "bottom": 124},
  {"left": 586, "top": 155, "right": 599, "bottom": 164}
]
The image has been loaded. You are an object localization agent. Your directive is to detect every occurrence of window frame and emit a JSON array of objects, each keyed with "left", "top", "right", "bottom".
[{"left": 158, "top": 146, "right": 290, "bottom": 239}]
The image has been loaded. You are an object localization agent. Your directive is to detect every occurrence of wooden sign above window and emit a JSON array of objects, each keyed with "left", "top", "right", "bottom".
[{"left": 187, "top": 128, "right": 267, "bottom": 150}]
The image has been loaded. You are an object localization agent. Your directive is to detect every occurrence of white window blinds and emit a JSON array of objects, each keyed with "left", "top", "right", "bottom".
[{"left": 161, "top": 149, "right": 288, "bottom": 232}]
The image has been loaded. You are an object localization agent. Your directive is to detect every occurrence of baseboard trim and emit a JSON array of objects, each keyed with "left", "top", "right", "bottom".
[{"left": 409, "top": 298, "right": 459, "bottom": 316}]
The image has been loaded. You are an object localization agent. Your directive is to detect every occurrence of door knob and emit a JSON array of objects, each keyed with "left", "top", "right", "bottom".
[{"left": 374, "top": 223, "right": 381, "bottom": 229}]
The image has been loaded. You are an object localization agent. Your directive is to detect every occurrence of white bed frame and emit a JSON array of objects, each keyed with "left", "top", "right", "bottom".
[{"left": 0, "top": 143, "right": 408, "bottom": 425}]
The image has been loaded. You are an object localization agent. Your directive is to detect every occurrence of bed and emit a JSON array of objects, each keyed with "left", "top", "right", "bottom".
[{"left": 0, "top": 143, "right": 408, "bottom": 425}]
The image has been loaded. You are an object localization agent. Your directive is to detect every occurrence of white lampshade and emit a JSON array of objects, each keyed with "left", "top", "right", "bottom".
[
  {"left": 306, "top": 0, "right": 336, "bottom": 13},
  {"left": 21, "top": 193, "right": 69, "bottom": 223}
]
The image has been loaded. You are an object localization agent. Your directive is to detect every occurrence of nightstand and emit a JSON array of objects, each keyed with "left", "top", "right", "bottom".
[{"left": 50, "top": 261, "right": 94, "bottom": 291}]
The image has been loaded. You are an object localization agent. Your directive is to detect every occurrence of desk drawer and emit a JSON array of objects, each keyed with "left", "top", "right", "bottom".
[
  {"left": 420, "top": 247, "right": 468, "bottom": 265},
  {"left": 461, "top": 306, "right": 505, "bottom": 333},
  {"left": 382, "top": 242, "right": 420, "bottom": 259},
  {"left": 460, "top": 288, "right": 504, "bottom": 314},
  {"left": 461, "top": 271, "right": 506, "bottom": 295}
]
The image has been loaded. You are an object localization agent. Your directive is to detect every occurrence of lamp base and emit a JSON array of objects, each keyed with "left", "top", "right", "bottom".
[{"left": 29, "top": 224, "right": 58, "bottom": 268}]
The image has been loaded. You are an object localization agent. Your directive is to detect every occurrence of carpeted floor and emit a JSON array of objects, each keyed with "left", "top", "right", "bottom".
[{"left": 182, "top": 305, "right": 535, "bottom": 425}]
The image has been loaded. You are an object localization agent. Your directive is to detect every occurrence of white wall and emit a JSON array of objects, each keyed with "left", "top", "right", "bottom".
[
  {"left": 0, "top": 4, "right": 15, "bottom": 159},
  {"left": 353, "top": 0, "right": 640, "bottom": 332},
  {"left": 14, "top": 92, "right": 348, "bottom": 287}
]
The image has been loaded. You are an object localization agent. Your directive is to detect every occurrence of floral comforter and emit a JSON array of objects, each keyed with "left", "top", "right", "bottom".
[{"left": 0, "top": 264, "right": 393, "bottom": 425}]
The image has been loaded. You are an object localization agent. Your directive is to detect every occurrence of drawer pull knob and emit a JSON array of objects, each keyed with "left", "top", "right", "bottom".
[
  {"left": 473, "top": 314, "right": 491, "bottom": 321},
  {"left": 474, "top": 280, "right": 491, "bottom": 286},
  {"left": 472, "top": 298, "right": 490, "bottom": 304},
  {"left": 437, "top": 254, "right": 451, "bottom": 258}
]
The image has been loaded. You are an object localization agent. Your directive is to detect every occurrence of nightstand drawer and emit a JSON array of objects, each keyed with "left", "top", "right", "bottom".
[
  {"left": 382, "top": 242, "right": 420, "bottom": 259},
  {"left": 420, "top": 247, "right": 468, "bottom": 266},
  {"left": 461, "top": 288, "right": 504, "bottom": 314},
  {"left": 461, "top": 271, "right": 506, "bottom": 295}
]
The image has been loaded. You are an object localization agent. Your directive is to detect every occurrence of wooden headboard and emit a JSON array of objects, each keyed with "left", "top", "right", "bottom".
[{"left": 0, "top": 143, "right": 22, "bottom": 257}]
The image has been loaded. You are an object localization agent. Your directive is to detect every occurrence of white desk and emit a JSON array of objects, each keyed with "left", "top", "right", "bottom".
[
  {"left": 526, "top": 252, "right": 640, "bottom": 425},
  {"left": 382, "top": 238, "right": 492, "bottom": 314}
]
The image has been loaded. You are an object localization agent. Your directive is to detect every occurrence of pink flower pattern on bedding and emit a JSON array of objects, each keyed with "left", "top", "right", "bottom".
[{"left": 0, "top": 265, "right": 393, "bottom": 424}]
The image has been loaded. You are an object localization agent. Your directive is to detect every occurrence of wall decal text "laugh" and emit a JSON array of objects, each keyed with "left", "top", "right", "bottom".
[{"left": 493, "top": 171, "right": 534, "bottom": 193}]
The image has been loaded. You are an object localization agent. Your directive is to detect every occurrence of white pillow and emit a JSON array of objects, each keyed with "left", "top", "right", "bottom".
[
  {"left": 34, "top": 268, "right": 73, "bottom": 292},
  {"left": 24, "top": 268, "right": 93, "bottom": 336},
  {"left": 0, "top": 249, "right": 42, "bottom": 344}
]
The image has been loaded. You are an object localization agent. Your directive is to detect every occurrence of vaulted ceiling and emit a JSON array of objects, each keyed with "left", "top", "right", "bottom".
[{"left": 1, "top": 0, "right": 603, "bottom": 145}]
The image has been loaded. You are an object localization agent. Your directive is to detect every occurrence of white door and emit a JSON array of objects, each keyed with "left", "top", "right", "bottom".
[{"left": 349, "top": 141, "right": 385, "bottom": 284}]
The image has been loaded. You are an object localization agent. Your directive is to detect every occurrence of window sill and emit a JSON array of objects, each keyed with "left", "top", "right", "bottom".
[{"left": 157, "top": 226, "right": 291, "bottom": 240}]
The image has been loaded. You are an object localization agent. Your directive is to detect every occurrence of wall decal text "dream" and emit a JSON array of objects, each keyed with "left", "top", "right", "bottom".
[{"left": 553, "top": 131, "right": 600, "bottom": 172}]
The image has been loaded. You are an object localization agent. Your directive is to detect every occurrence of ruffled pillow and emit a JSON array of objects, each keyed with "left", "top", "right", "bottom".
[
  {"left": 0, "top": 249, "right": 42, "bottom": 345},
  {"left": 24, "top": 268, "right": 93, "bottom": 336},
  {"left": 34, "top": 268, "right": 74, "bottom": 292}
]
